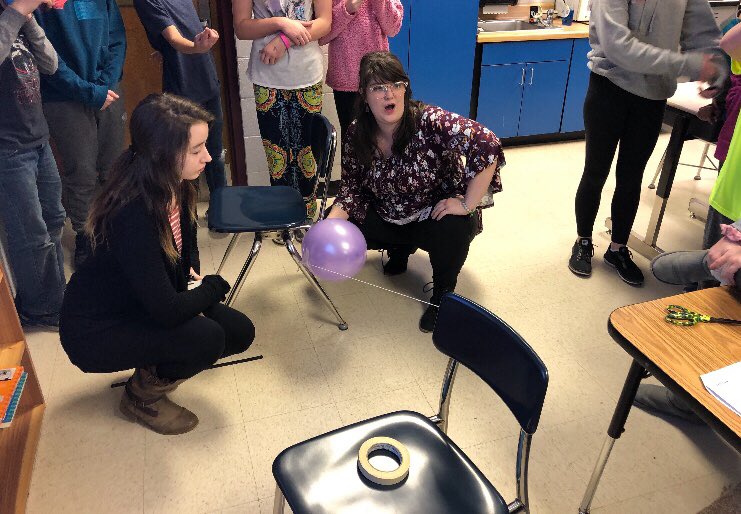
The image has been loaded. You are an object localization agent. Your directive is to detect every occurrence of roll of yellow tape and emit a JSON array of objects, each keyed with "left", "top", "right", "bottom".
[{"left": 357, "top": 436, "right": 410, "bottom": 486}]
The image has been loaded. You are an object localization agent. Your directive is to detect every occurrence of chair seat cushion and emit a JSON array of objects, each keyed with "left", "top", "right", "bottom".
[
  {"left": 208, "top": 186, "right": 307, "bottom": 233},
  {"left": 273, "top": 410, "right": 509, "bottom": 514}
]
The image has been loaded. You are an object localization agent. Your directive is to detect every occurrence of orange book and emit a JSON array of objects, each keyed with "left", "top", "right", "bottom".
[{"left": 0, "top": 367, "right": 24, "bottom": 420}]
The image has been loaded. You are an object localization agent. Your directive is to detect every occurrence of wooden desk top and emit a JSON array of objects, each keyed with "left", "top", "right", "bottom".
[{"left": 610, "top": 287, "right": 741, "bottom": 439}]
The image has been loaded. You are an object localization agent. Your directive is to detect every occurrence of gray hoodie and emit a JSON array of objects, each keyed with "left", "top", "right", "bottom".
[{"left": 588, "top": 0, "right": 723, "bottom": 100}]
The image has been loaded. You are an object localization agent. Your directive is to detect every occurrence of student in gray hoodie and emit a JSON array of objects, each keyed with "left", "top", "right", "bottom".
[{"left": 568, "top": 0, "right": 727, "bottom": 286}]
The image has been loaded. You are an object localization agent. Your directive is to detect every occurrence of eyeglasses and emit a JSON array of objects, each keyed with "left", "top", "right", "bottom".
[{"left": 367, "top": 81, "right": 408, "bottom": 96}]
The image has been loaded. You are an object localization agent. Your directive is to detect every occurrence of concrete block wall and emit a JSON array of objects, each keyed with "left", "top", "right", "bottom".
[{"left": 235, "top": 38, "right": 344, "bottom": 187}]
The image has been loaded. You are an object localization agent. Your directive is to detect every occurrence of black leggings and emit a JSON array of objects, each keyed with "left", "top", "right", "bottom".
[
  {"left": 61, "top": 303, "right": 255, "bottom": 380},
  {"left": 356, "top": 208, "right": 478, "bottom": 299},
  {"left": 575, "top": 73, "right": 666, "bottom": 244},
  {"left": 334, "top": 90, "right": 360, "bottom": 137}
]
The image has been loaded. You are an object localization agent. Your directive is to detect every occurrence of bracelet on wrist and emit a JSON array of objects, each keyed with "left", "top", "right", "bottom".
[
  {"left": 278, "top": 33, "right": 292, "bottom": 49},
  {"left": 459, "top": 198, "right": 475, "bottom": 215}
]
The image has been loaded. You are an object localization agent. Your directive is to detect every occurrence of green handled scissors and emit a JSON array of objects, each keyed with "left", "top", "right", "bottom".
[{"left": 665, "top": 305, "right": 741, "bottom": 327}]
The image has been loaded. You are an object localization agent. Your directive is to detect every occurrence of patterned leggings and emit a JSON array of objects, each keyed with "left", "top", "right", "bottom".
[{"left": 254, "top": 82, "right": 323, "bottom": 219}]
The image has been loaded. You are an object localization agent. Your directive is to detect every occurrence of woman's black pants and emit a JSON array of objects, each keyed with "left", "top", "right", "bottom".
[
  {"left": 61, "top": 303, "right": 255, "bottom": 380},
  {"left": 356, "top": 208, "right": 478, "bottom": 300},
  {"left": 575, "top": 73, "right": 667, "bottom": 244}
]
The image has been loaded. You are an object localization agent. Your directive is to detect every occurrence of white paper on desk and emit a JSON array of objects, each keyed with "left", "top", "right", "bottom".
[{"left": 700, "top": 361, "right": 741, "bottom": 417}]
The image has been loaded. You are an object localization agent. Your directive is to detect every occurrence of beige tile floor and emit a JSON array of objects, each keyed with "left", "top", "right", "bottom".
[{"left": 23, "top": 133, "right": 741, "bottom": 513}]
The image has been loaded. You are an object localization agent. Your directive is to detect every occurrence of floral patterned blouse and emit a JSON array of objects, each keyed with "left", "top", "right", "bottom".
[{"left": 334, "top": 105, "right": 505, "bottom": 229}]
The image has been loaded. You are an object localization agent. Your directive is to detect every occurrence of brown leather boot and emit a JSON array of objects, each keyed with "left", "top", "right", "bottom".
[{"left": 119, "top": 367, "right": 199, "bottom": 435}]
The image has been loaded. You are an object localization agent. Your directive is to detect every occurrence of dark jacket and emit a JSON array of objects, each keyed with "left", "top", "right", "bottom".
[{"left": 60, "top": 196, "right": 228, "bottom": 335}]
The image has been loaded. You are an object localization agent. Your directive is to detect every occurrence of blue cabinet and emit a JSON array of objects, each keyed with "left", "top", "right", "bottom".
[
  {"left": 519, "top": 61, "right": 569, "bottom": 136},
  {"left": 388, "top": 0, "right": 411, "bottom": 72},
  {"left": 477, "top": 40, "right": 571, "bottom": 138},
  {"left": 561, "top": 38, "right": 591, "bottom": 133},
  {"left": 477, "top": 65, "right": 525, "bottom": 138},
  {"left": 388, "top": 0, "right": 479, "bottom": 117}
]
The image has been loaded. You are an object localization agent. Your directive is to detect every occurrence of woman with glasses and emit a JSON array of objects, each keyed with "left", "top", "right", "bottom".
[
  {"left": 319, "top": 0, "right": 403, "bottom": 137},
  {"left": 327, "top": 51, "right": 505, "bottom": 333}
]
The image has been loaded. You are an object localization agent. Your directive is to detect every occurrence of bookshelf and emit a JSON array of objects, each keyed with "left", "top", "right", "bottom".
[{"left": 0, "top": 267, "right": 46, "bottom": 513}]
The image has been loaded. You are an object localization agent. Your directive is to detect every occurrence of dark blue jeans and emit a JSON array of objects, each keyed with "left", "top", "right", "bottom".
[
  {"left": 0, "top": 142, "right": 66, "bottom": 322},
  {"left": 201, "top": 95, "right": 227, "bottom": 193}
]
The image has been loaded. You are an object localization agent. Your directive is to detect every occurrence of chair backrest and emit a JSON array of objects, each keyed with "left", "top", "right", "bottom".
[
  {"left": 308, "top": 114, "right": 337, "bottom": 218},
  {"left": 433, "top": 293, "right": 548, "bottom": 434}
]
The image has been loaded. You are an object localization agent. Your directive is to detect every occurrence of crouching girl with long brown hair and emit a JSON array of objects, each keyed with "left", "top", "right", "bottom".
[{"left": 60, "top": 94, "right": 255, "bottom": 435}]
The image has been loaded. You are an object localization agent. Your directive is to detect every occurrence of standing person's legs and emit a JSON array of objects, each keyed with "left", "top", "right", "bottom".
[
  {"left": 44, "top": 101, "right": 99, "bottom": 267},
  {"left": 94, "top": 86, "right": 126, "bottom": 185},
  {"left": 255, "top": 83, "right": 323, "bottom": 224},
  {"left": 610, "top": 98, "right": 666, "bottom": 245},
  {"left": 602, "top": 95, "right": 665, "bottom": 286},
  {"left": 333, "top": 90, "right": 360, "bottom": 137},
  {"left": 574, "top": 74, "right": 628, "bottom": 239},
  {"left": 0, "top": 144, "right": 66, "bottom": 325},
  {"left": 201, "top": 94, "right": 227, "bottom": 193},
  {"left": 570, "top": 74, "right": 628, "bottom": 277}
]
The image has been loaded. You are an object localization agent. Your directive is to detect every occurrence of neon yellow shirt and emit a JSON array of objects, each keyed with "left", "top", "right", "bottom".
[{"left": 710, "top": 110, "right": 741, "bottom": 220}]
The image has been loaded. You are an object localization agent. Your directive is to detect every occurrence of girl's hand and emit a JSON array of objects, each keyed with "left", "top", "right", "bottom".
[
  {"left": 279, "top": 17, "right": 313, "bottom": 45},
  {"left": 260, "top": 36, "right": 287, "bottom": 65},
  {"left": 189, "top": 267, "right": 204, "bottom": 281},
  {"left": 431, "top": 197, "right": 468, "bottom": 221},
  {"left": 345, "top": 0, "right": 364, "bottom": 14}
]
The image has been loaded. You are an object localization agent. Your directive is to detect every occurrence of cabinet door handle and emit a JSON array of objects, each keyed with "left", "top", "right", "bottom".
[
  {"left": 529, "top": 67, "right": 535, "bottom": 85},
  {"left": 519, "top": 67, "right": 526, "bottom": 86}
]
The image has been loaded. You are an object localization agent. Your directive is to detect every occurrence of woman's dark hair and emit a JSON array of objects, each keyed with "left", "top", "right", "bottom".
[
  {"left": 352, "top": 51, "right": 423, "bottom": 167},
  {"left": 86, "top": 93, "right": 214, "bottom": 263}
]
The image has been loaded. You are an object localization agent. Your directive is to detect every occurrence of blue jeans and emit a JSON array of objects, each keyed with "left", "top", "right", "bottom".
[{"left": 0, "top": 142, "right": 66, "bottom": 322}]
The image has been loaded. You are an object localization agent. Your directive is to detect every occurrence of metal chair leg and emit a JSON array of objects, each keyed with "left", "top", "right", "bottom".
[
  {"left": 216, "top": 233, "right": 241, "bottom": 275},
  {"left": 695, "top": 142, "right": 710, "bottom": 180},
  {"left": 284, "top": 235, "right": 348, "bottom": 330},
  {"left": 647, "top": 147, "right": 667, "bottom": 190},
  {"left": 273, "top": 483, "right": 286, "bottom": 514},
  {"left": 225, "top": 233, "right": 262, "bottom": 307}
]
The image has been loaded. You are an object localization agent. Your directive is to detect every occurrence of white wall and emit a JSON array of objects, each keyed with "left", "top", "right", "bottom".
[{"left": 235, "top": 39, "right": 344, "bottom": 186}]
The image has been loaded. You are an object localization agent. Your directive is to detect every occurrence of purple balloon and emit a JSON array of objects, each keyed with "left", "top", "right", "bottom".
[{"left": 301, "top": 219, "right": 367, "bottom": 281}]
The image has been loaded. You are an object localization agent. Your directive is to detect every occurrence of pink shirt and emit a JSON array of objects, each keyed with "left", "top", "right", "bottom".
[{"left": 319, "top": 0, "right": 404, "bottom": 92}]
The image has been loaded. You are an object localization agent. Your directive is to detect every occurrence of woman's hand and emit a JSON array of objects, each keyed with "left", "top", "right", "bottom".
[
  {"left": 431, "top": 197, "right": 469, "bottom": 221},
  {"left": 189, "top": 267, "right": 204, "bottom": 281},
  {"left": 260, "top": 35, "right": 287, "bottom": 65},
  {"left": 278, "top": 17, "right": 313, "bottom": 46}
]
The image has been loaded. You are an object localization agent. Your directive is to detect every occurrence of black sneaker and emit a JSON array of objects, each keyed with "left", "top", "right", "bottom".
[
  {"left": 419, "top": 305, "right": 438, "bottom": 333},
  {"left": 568, "top": 238, "right": 594, "bottom": 276},
  {"left": 604, "top": 246, "right": 644, "bottom": 286}
]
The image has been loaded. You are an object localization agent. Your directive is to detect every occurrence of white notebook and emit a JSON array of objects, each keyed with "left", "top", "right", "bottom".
[{"left": 700, "top": 362, "right": 741, "bottom": 417}]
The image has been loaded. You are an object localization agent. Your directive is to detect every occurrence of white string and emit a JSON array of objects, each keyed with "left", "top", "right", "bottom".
[{"left": 306, "top": 264, "right": 440, "bottom": 308}]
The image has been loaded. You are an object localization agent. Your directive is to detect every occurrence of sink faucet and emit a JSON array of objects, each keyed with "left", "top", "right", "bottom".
[{"left": 536, "top": 9, "right": 555, "bottom": 28}]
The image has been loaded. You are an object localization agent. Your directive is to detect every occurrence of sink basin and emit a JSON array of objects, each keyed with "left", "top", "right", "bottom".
[{"left": 477, "top": 20, "right": 543, "bottom": 32}]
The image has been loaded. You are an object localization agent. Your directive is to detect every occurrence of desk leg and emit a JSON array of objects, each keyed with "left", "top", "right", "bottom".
[
  {"left": 604, "top": 115, "right": 690, "bottom": 260},
  {"left": 578, "top": 360, "right": 648, "bottom": 514}
]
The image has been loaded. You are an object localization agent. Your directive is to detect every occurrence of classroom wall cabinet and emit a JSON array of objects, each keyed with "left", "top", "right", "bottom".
[
  {"left": 477, "top": 38, "right": 591, "bottom": 138},
  {"left": 561, "top": 37, "right": 592, "bottom": 133},
  {"left": 389, "top": 0, "right": 479, "bottom": 117},
  {"left": 477, "top": 40, "right": 572, "bottom": 138}
]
